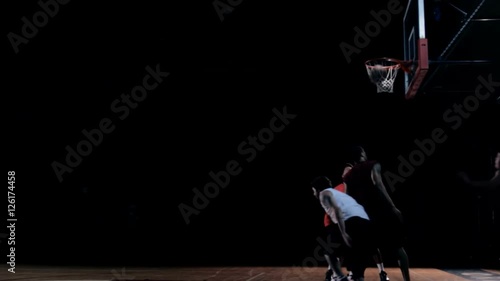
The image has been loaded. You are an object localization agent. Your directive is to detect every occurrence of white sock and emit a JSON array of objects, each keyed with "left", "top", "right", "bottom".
[
  {"left": 377, "top": 263, "right": 385, "bottom": 273},
  {"left": 325, "top": 255, "right": 334, "bottom": 271}
]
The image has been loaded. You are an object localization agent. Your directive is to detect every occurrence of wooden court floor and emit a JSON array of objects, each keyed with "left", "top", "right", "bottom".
[{"left": 1, "top": 265, "right": 499, "bottom": 281}]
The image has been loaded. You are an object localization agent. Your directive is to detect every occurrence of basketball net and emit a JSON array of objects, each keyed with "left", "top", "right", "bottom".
[{"left": 365, "top": 58, "right": 411, "bottom": 93}]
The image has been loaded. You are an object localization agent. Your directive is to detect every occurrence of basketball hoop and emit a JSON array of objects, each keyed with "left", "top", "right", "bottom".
[{"left": 365, "top": 57, "right": 412, "bottom": 93}]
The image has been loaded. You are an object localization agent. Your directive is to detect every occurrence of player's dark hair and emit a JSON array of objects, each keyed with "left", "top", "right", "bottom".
[
  {"left": 310, "top": 176, "right": 332, "bottom": 191},
  {"left": 345, "top": 145, "right": 365, "bottom": 165}
]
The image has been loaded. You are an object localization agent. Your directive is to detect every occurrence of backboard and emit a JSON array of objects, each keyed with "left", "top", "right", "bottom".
[
  {"left": 403, "top": 0, "right": 428, "bottom": 99},
  {"left": 402, "top": 0, "right": 500, "bottom": 99}
]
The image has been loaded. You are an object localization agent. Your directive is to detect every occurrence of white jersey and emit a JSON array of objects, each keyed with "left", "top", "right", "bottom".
[{"left": 319, "top": 188, "right": 369, "bottom": 223}]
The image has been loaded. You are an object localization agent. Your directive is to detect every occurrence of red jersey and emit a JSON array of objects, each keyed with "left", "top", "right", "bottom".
[
  {"left": 323, "top": 182, "right": 346, "bottom": 227},
  {"left": 343, "top": 160, "right": 393, "bottom": 223}
]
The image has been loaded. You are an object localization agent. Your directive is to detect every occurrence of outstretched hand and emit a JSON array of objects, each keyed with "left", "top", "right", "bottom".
[{"left": 342, "top": 232, "right": 353, "bottom": 248}]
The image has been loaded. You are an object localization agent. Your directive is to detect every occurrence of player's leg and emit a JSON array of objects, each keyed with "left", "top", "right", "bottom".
[
  {"left": 323, "top": 224, "right": 348, "bottom": 281},
  {"left": 323, "top": 253, "right": 335, "bottom": 281},
  {"left": 342, "top": 256, "right": 353, "bottom": 281},
  {"left": 372, "top": 248, "right": 389, "bottom": 281},
  {"left": 344, "top": 217, "right": 374, "bottom": 281},
  {"left": 392, "top": 217, "right": 411, "bottom": 281},
  {"left": 324, "top": 253, "right": 345, "bottom": 281},
  {"left": 323, "top": 248, "right": 342, "bottom": 281},
  {"left": 365, "top": 222, "right": 389, "bottom": 281},
  {"left": 383, "top": 214, "right": 411, "bottom": 281},
  {"left": 321, "top": 229, "right": 337, "bottom": 281},
  {"left": 396, "top": 247, "right": 410, "bottom": 281}
]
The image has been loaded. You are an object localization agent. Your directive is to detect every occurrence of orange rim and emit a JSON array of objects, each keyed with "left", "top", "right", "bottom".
[{"left": 365, "top": 57, "right": 413, "bottom": 73}]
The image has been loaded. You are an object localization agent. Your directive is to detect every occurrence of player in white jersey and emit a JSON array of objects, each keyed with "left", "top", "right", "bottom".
[{"left": 312, "top": 176, "right": 378, "bottom": 281}]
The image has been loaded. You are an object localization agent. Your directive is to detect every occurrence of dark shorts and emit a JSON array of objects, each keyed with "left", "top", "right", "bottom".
[
  {"left": 344, "top": 217, "right": 379, "bottom": 278},
  {"left": 344, "top": 217, "right": 378, "bottom": 256}
]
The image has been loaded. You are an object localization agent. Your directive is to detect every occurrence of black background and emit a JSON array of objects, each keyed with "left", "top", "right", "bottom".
[{"left": 4, "top": 0, "right": 500, "bottom": 269}]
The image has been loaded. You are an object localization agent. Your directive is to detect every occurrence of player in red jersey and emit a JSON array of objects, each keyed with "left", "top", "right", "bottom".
[{"left": 343, "top": 146, "right": 410, "bottom": 281}]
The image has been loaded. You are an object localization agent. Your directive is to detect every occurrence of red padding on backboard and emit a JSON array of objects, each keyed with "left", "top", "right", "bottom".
[{"left": 406, "top": 38, "right": 429, "bottom": 99}]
